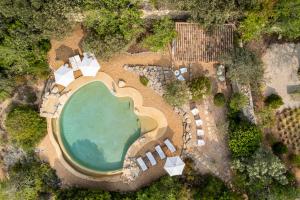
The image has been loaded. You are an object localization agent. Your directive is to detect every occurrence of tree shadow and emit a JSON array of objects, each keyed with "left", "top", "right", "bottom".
[
  {"left": 55, "top": 45, "right": 75, "bottom": 62},
  {"left": 70, "top": 139, "right": 121, "bottom": 171}
]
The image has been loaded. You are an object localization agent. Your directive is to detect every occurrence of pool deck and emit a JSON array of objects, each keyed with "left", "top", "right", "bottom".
[
  {"left": 39, "top": 66, "right": 183, "bottom": 190},
  {"left": 50, "top": 72, "right": 168, "bottom": 177}
]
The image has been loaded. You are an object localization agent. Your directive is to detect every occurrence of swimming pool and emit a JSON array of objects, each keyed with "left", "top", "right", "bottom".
[{"left": 59, "top": 81, "right": 141, "bottom": 172}]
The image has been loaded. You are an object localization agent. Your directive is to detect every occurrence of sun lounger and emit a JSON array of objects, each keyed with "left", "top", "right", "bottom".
[
  {"left": 179, "top": 67, "right": 188, "bottom": 74},
  {"left": 155, "top": 145, "right": 166, "bottom": 159},
  {"left": 197, "top": 139, "right": 205, "bottom": 146},
  {"left": 69, "top": 55, "right": 81, "bottom": 71},
  {"left": 136, "top": 157, "right": 148, "bottom": 171},
  {"left": 164, "top": 139, "right": 176, "bottom": 153},
  {"left": 195, "top": 119, "right": 203, "bottom": 127},
  {"left": 146, "top": 152, "right": 157, "bottom": 166},
  {"left": 191, "top": 108, "right": 199, "bottom": 116},
  {"left": 177, "top": 74, "right": 185, "bottom": 81},
  {"left": 197, "top": 129, "right": 204, "bottom": 136}
]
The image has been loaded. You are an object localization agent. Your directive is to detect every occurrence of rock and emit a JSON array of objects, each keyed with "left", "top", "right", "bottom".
[{"left": 118, "top": 80, "right": 126, "bottom": 88}]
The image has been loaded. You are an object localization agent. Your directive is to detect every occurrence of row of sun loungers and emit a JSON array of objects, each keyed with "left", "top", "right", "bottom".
[
  {"left": 191, "top": 106, "right": 205, "bottom": 146},
  {"left": 136, "top": 139, "right": 176, "bottom": 172}
]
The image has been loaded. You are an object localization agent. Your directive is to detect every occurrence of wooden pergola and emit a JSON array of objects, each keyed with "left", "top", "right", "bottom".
[{"left": 172, "top": 23, "right": 234, "bottom": 63}]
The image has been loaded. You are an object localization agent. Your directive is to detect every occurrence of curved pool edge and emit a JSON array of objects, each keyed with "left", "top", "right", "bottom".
[{"left": 48, "top": 72, "right": 168, "bottom": 178}]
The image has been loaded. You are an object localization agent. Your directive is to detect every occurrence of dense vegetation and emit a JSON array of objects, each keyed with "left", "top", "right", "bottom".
[
  {"left": 0, "top": 155, "right": 241, "bottom": 200},
  {"left": 143, "top": 17, "right": 177, "bottom": 52},
  {"left": 82, "top": 0, "right": 144, "bottom": 59},
  {"left": 5, "top": 105, "right": 47, "bottom": 151},
  {"left": 163, "top": 80, "right": 189, "bottom": 106},
  {"left": 189, "top": 76, "right": 211, "bottom": 101}
]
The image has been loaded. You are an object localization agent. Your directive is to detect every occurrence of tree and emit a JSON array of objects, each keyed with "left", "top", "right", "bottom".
[
  {"left": 168, "top": 0, "right": 239, "bottom": 28},
  {"left": 213, "top": 93, "right": 226, "bottom": 107},
  {"left": 232, "top": 147, "right": 291, "bottom": 198},
  {"left": 82, "top": 1, "right": 144, "bottom": 58},
  {"left": 221, "top": 47, "right": 263, "bottom": 89},
  {"left": 272, "top": 142, "right": 288, "bottom": 155},
  {"left": 265, "top": 94, "right": 284, "bottom": 109},
  {"left": 5, "top": 106, "right": 46, "bottom": 151},
  {"left": 229, "top": 92, "right": 248, "bottom": 111},
  {"left": 55, "top": 188, "right": 111, "bottom": 200},
  {"left": 228, "top": 122, "right": 262, "bottom": 157},
  {"left": 143, "top": 17, "right": 177, "bottom": 51},
  {"left": 189, "top": 76, "right": 211, "bottom": 101},
  {"left": 0, "top": 155, "right": 60, "bottom": 200},
  {"left": 163, "top": 81, "right": 189, "bottom": 107}
]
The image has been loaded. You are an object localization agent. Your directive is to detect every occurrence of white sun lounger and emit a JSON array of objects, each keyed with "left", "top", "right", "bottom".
[
  {"left": 177, "top": 74, "right": 185, "bottom": 81},
  {"left": 191, "top": 108, "right": 199, "bottom": 116},
  {"left": 146, "top": 152, "right": 157, "bottom": 166},
  {"left": 197, "top": 139, "right": 205, "bottom": 146},
  {"left": 155, "top": 145, "right": 166, "bottom": 159},
  {"left": 136, "top": 157, "right": 148, "bottom": 171},
  {"left": 69, "top": 55, "right": 81, "bottom": 71},
  {"left": 164, "top": 139, "right": 176, "bottom": 153},
  {"left": 179, "top": 67, "right": 188, "bottom": 74},
  {"left": 197, "top": 129, "right": 204, "bottom": 136},
  {"left": 195, "top": 119, "right": 203, "bottom": 127}
]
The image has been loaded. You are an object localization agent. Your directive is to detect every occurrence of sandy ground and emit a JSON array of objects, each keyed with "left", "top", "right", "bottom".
[
  {"left": 41, "top": 26, "right": 185, "bottom": 191},
  {"left": 185, "top": 63, "right": 232, "bottom": 182},
  {"left": 262, "top": 43, "right": 300, "bottom": 108}
]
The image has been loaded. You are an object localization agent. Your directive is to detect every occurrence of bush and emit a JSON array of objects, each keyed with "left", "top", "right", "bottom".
[
  {"left": 265, "top": 94, "right": 284, "bottom": 109},
  {"left": 143, "top": 17, "right": 177, "bottom": 51},
  {"left": 189, "top": 76, "right": 211, "bottom": 100},
  {"left": 5, "top": 106, "right": 47, "bottom": 151},
  {"left": 213, "top": 93, "right": 226, "bottom": 107},
  {"left": 289, "top": 154, "right": 300, "bottom": 168},
  {"left": 272, "top": 142, "right": 288, "bottom": 155},
  {"left": 139, "top": 76, "right": 149, "bottom": 86},
  {"left": 229, "top": 92, "right": 248, "bottom": 111},
  {"left": 229, "top": 122, "right": 262, "bottom": 157},
  {"left": 1, "top": 156, "right": 60, "bottom": 200},
  {"left": 82, "top": 2, "right": 144, "bottom": 58},
  {"left": 163, "top": 81, "right": 189, "bottom": 107}
]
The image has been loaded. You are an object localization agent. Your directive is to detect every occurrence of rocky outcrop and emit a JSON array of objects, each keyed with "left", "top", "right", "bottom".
[{"left": 123, "top": 64, "right": 175, "bottom": 96}]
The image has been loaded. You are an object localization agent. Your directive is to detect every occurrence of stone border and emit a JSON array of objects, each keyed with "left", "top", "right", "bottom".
[{"left": 47, "top": 72, "right": 168, "bottom": 180}]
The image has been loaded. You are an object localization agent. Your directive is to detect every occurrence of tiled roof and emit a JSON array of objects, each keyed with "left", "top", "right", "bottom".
[{"left": 173, "top": 23, "right": 234, "bottom": 62}]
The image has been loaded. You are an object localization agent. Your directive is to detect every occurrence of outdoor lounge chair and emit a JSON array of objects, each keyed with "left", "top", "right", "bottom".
[
  {"left": 195, "top": 119, "right": 203, "bottom": 127},
  {"left": 197, "top": 139, "right": 205, "bottom": 146},
  {"left": 197, "top": 129, "right": 204, "bottom": 136},
  {"left": 177, "top": 74, "right": 185, "bottom": 81},
  {"left": 69, "top": 55, "right": 81, "bottom": 71},
  {"left": 164, "top": 139, "right": 176, "bottom": 153},
  {"left": 146, "top": 152, "right": 157, "bottom": 166},
  {"left": 191, "top": 108, "right": 199, "bottom": 116},
  {"left": 155, "top": 145, "right": 166, "bottom": 159},
  {"left": 179, "top": 67, "right": 188, "bottom": 74},
  {"left": 136, "top": 157, "right": 148, "bottom": 171}
]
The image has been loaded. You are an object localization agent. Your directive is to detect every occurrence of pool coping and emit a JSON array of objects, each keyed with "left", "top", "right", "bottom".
[{"left": 48, "top": 72, "right": 168, "bottom": 179}]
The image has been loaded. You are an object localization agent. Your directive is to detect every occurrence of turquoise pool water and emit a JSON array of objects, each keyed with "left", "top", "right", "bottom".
[{"left": 59, "top": 81, "right": 141, "bottom": 172}]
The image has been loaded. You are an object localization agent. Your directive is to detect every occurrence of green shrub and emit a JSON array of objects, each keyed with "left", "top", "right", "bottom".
[
  {"left": 289, "top": 154, "right": 300, "bottom": 167},
  {"left": 139, "top": 76, "right": 149, "bottom": 86},
  {"left": 143, "top": 17, "right": 177, "bottom": 51},
  {"left": 1, "top": 156, "right": 60, "bottom": 200},
  {"left": 82, "top": 2, "right": 144, "bottom": 58},
  {"left": 229, "top": 92, "right": 248, "bottom": 111},
  {"left": 189, "top": 76, "right": 211, "bottom": 100},
  {"left": 229, "top": 122, "right": 262, "bottom": 157},
  {"left": 5, "top": 106, "right": 47, "bottom": 151},
  {"left": 163, "top": 81, "right": 189, "bottom": 107},
  {"left": 265, "top": 94, "right": 284, "bottom": 109},
  {"left": 272, "top": 142, "right": 288, "bottom": 155},
  {"left": 213, "top": 93, "right": 226, "bottom": 107},
  {"left": 37, "top": 39, "right": 51, "bottom": 52}
]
